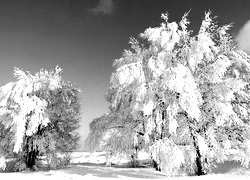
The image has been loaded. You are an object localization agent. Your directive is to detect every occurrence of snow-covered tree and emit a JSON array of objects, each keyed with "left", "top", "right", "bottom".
[
  {"left": 85, "top": 111, "right": 143, "bottom": 166},
  {"left": 108, "top": 12, "right": 250, "bottom": 175},
  {"left": 0, "top": 66, "right": 81, "bottom": 171}
]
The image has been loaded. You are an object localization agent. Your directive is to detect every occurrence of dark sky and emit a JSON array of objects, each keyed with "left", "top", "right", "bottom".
[{"left": 0, "top": 0, "right": 249, "bottom": 151}]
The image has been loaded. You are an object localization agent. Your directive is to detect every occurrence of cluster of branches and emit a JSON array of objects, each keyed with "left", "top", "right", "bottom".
[{"left": 85, "top": 111, "right": 142, "bottom": 155}]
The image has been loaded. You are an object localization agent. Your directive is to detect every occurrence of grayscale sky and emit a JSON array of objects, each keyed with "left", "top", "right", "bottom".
[{"left": 0, "top": 0, "right": 250, "bottom": 151}]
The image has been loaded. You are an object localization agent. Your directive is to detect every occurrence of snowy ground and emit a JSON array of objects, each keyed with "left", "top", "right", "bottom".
[{"left": 1, "top": 152, "right": 250, "bottom": 179}]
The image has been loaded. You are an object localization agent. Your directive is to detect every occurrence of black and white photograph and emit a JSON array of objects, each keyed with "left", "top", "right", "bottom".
[{"left": 1, "top": 0, "right": 250, "bottom": 179}]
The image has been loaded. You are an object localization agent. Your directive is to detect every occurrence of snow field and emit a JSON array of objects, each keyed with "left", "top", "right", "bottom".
[{"left": 1, "top": 152, "right": 250, "bottom": 179}]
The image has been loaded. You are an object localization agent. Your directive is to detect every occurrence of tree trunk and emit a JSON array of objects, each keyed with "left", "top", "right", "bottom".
[
  {"left": 24, "top": 137, "right": 38, "bottom": 170},
  {"left": 131, "top": 146, "right": 140, "bottom": 167},
  {"left": 152, "top": 158, "right": 161, "bottom": 171},
  {"left": 25, "top": 150, "right": 37, "bottom": 169},
  {"left": 105, "top": 149, "right": 112, "bottom": 167},
  {"left": 194, "top": 140, "right": 206, "bottom": 175},
  {"left": 190, "top": 130, "right": 207, "bottom": 176},
  {"left": 131, "top": 149, "right": 139, "bottom": 168}
]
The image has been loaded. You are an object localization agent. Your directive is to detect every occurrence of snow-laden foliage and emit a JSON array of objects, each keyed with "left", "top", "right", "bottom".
[
  {"left": 0, "top": 66, "right": 62, "bottom": 153},
  {"left": 85, "top": 112, "right": 139, "bottom": 156},
  {"left": 0, "top": 66, "right": 81, "bottom": 171},
  {"left": 150, "top": 138, "right": 185, "bottom": 174},
  {"left": 107, "top": 11, "right": 250, "bottom": 175}
]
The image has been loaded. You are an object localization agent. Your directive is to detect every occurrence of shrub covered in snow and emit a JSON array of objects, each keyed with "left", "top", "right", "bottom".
[{"left": 0, "top": 156, "right": 6, "bottom": 171}]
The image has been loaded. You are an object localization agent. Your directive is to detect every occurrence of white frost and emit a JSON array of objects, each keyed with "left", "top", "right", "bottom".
[{"left": 142, "top": 99, "right": 154, "bottom": 116}]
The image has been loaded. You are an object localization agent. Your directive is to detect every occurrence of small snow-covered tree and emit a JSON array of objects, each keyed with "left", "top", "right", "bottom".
[
  {"left": 0, "top": 66, "right": 80, "bottom": 171},
  {"left": 108, "top": 11, "right": 250, "bottom": 175},
  {"left": 85, "top": 111, "right": 142, "bottom": 166}
]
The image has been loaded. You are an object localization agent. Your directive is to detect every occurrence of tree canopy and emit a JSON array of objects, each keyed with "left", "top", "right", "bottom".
[
  {"left": 90, "top": 11, "right": 250, "bottom": 175},
  {"left": 0, "top": 66, "right": 81, "bottom": 171}
]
